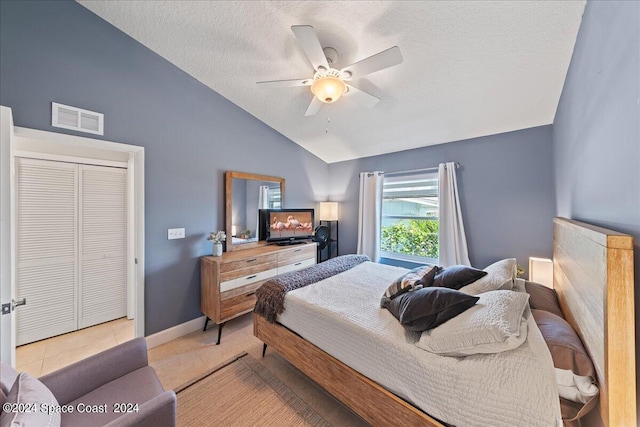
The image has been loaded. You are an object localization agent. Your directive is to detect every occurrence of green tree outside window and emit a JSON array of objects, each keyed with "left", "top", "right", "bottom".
[{"left": 381, "top": 219, "right": 439, "bottom": 259}]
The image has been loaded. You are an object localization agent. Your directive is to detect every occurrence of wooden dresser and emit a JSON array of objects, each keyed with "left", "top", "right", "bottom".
[{"left": 201, "top": 242, "right": 316, "bottom": 344}]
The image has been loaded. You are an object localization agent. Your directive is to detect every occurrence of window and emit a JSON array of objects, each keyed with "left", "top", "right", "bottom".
[{"left": 381, "top": 171, "right": 439, "bottom": 264}]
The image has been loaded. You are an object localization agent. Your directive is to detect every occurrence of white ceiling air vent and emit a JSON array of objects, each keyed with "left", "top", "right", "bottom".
[{"left": 52, "top": 102, "right": 104, "bottom": 135}]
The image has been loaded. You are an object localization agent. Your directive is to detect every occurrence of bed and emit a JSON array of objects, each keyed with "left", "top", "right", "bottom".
[{"left": 253, "top": 217, "right": 636, "bottom": 426}]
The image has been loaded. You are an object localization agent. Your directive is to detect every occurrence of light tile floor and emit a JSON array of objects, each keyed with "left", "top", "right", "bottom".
[
  {"left": 16, "top": 317, "right": 134, "bottom": 377},
  {"left": 149, "top": 314, "right": 369, "bottom": 427},
  {"left": 16, "top": 313, "right": 367, "bottom": 426}
]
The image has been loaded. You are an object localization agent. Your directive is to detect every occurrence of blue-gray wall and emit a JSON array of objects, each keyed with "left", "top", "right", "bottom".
[
  {"left": 0, "top": 0, "right": 329, "bottom": 335},
  {"left": 552, "top": 0, "right": 640, "bottom": 418},
  {"left": 328, "top": 125, "right": 555, "bottom": 272}
]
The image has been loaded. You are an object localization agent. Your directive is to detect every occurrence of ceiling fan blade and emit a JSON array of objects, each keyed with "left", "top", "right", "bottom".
[
  {"left": 304, "top": 97, "right": 322, "bottom": 116},
  {"left": 345, "top": 84, "right": 380, "bottom": 109},
  {"left": 291, "top": 25, "right": 329, "bottom": 71},
  {"left": 256, "top": 78, "right": 312, "bottom": 88},
  {"left": 341, "top": 46, "right": 403, "bottom": 79}
]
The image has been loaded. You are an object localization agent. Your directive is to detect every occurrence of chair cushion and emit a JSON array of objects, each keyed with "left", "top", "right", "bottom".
[
  {"left": 61, "top": 366, "right": 164, "bottom": 427},
  {"left": 0, "top": 362, "right": 18, "bottom": 396},
  {"left": 1, "top": 372, "right": 61, "bottom": 427}
]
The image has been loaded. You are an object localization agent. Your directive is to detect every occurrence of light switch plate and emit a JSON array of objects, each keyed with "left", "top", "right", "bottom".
[{"left": 168, "top": 228, "right": 185, "bottom": 240}]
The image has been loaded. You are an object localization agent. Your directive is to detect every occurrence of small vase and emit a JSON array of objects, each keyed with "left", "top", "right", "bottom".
[{"left": 212, "top": 242, "right": 223, "bottom": 257}]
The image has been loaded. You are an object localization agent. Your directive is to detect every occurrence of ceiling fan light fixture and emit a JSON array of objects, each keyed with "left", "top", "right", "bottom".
[{"left": 311, "top": 68, "right": 346, "bottom": 103}]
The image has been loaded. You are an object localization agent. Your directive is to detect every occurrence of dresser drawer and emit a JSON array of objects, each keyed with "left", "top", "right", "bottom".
[
  {"left": 220, "top": 291, "right": 257, "bottom": 320},
  {"left": 220, "top": 254, "right": 278, "bottom": 281},
  {"left": 278, "top": 245, "right": 316, "bottom": 267},
  {"left": 278, "top": 257, "right": 316, "bottom": 275},
  {"left": 220, "top": 267, "right": 278, "bottom": 292}
]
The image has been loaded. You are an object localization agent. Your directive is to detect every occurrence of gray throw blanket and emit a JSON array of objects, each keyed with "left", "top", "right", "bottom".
[{"left": 254, "top": 254, "right": 370, "bottom": 323}]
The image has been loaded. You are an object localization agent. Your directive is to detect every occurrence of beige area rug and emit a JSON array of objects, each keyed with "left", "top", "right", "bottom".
[{"left": 175, "top": 352, "right": 331, "bottom": 426}]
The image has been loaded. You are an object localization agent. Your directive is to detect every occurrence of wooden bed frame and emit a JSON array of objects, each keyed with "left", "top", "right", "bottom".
[
  {"left": 552, "top": 217, "right": 636, "bottom": 426},
  {"left": 254, "top": 217, "right": 636, "bottom": 427}
]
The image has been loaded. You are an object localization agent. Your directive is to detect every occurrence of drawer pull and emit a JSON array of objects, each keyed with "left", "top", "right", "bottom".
[
  {"left": 294, "top": 262, "right": 302, "bottom": 266},
  {"left": 247, "top": 292, "right": 256, "bottom": 297},
  {"left": 246, "top": 275, "right": 257, "bottom": 280},
  {"left": 246, "top": 258, "right": 257, "bottom": 263},
  {"left": 294, "top": 249, "right": 302, "bottom": 252}
]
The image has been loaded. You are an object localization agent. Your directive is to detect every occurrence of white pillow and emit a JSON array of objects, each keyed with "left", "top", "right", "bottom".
[
  {"left": 512, "top": 277, "right": 526, "bottom": 293},
  {"left": 555, "top": 368, "right": 599, "bottom": 404},
  {"left": 460, "top": 258, "right": 517, "bottom": 295},
  {"left": 416, "top": 290, "right": 530, "bottom": 356}
]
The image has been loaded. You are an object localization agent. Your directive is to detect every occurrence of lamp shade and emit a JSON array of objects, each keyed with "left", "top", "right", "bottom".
[
  {"left": 311, "top": 77, "right": 346, "bottom": 103},
  {"left": 319, "top": 202, "right": 339, "bottom": 221}
]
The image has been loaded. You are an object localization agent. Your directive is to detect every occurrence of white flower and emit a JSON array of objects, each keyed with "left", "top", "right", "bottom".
[{"left": 207, "top": 230, "right": 227, "bottom": 243}]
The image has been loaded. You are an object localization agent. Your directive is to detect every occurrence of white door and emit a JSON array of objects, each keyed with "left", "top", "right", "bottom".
[
  {"left": 0, "top": 106, "right": 16, "bottom": 365},
  {"left": 78, "top": 165, "right": 127, "bottom": 328},
  {"left": 15, "top": 158, "right": 78, "bottom": 345}
]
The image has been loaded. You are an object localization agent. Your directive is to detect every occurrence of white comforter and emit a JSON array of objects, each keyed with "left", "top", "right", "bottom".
[{"left": 278, "top": 262, "right": 562, "bottom": 427}]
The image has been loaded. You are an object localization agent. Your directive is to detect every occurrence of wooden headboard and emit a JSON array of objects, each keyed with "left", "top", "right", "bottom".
[{"left": 553, "top": 217, "right": 636, "bottom": 427}]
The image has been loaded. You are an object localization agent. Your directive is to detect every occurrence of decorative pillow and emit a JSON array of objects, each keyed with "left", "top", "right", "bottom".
[
  {"left": 512, "top": 278, "right": 526, "bottom": 293},
  {"left": 380, "top": 265, "right": 440, "bottom": 307},
  {"left": 385, "top": 287, "right": 479, "bottom": 332},
  {"left": 526, "top": 281, "right": 564, "bottom": 318},
  {"left": 459, "top": 258, "right": 517, "bottom": 295},
  {"left": 416, "top": 290, "right": 530, "bottom": 356},
  {"left": 531, "top": 309, "right": 598, "bottom": 405},
  {"left": 430, "top": 265, "right": 487, "bottom": 290},
  {"left": 1, "top": 372, "right": 61, "bottom": 427}
]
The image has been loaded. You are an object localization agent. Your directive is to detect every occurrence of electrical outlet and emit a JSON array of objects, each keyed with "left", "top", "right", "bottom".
[{"left": 168, "top": 228, "right": 185, "bottom": 240}]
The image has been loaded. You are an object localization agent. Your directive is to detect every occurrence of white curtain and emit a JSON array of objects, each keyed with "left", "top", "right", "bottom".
[
  {"left": 258, "top": 185, "right": 269, "bottom": 209},
  {"left": 255, "top": 185, "right": 269, "bottom": 238},
  {"left": 357, "top": 172, "right": 384, "bottom": 262},
  {"left": 438, "top": 162, "right": 471, "bottom": 267}
]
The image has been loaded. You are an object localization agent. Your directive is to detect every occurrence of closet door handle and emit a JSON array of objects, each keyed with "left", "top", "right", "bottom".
[{"left": 12, "top": 298, "right": 27, "bottom": 309}]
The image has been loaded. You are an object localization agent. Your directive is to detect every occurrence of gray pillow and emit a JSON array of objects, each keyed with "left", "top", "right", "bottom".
[
  {"left": 526, "top": 281, "right": 564, "bottom": 318},
  {"left": 431, "top": 265, "right": 487, "bottom": 290},
  {"left": 1, "top": 372, "right": 61, "bottom": 427},
  {"left": 385, "top": 287, "right": 479, "bottom": 332},
  {"left": 381, "top": 265, "right": 441, "bottom": 307}
]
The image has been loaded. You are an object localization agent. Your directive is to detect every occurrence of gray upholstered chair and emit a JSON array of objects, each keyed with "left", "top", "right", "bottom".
[{"left": 1, "top": 337, "right": 176, "bottom": 426}]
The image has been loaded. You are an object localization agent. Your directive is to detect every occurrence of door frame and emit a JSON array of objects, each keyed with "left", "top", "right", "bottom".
[
  {"left": 0, "top": 107, "right": 145, "bottom": 365},
  {"left": 0, "top": 107, "right": 15, "bottom": 365}
]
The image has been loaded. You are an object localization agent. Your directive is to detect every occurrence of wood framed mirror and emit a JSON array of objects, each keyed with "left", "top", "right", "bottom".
[{"left": 225, "top": 171, "right": 285, "bottom": 252}]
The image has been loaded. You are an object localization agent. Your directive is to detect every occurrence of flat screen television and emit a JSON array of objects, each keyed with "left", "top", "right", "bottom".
[{"left": 259, "top": 208, "right": 314, "bottom": 244}]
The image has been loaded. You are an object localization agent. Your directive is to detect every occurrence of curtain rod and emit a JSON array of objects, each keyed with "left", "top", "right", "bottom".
[{"left": 384, "top": 162, "right": 460, "bottom": 177}]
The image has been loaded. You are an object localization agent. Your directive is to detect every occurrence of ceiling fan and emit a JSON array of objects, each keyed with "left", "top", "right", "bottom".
[{"left": 257, "top": 25, "right": 403, "bottom": 116}]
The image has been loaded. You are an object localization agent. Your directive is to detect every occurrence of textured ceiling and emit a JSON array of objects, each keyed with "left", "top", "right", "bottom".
[{"left": 78, "top": 1, "right": 585, "bottom": 163}]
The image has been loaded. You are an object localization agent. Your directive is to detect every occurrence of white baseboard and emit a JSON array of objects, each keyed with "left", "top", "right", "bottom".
[{"left": 145, "top": 316, "right": 206, "bottom": 349}]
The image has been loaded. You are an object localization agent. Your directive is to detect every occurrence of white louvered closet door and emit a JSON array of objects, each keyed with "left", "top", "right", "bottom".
[
  {"left": 78, "top": 165, "right": 127, "bottom": 329},
  {"left": 15, "top": 158, "right": 78, "bottom": 345}
]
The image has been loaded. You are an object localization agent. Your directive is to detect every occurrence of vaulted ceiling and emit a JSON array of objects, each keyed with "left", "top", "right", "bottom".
[{"left": 78, "top": 1, "right": 585, "bottom": 163}]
